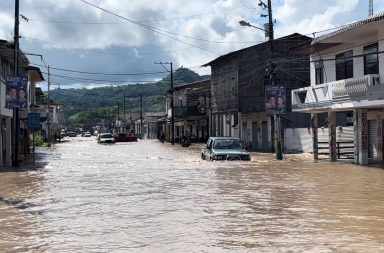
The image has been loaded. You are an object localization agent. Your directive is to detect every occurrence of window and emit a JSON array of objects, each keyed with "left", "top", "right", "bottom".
[
  {"left": 335, "top": 50, "right": 353, "bottom": 80},
  {"left": 315, "top": 60, "right": 324, "bottom": 85},
  {"left": 364, "top": 43, "right": 378, "bottom": 75}
]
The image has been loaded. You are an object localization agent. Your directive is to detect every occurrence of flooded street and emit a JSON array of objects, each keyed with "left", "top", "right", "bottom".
[{"left": 1, "top": 138, "right": 384, "bottom": 252}]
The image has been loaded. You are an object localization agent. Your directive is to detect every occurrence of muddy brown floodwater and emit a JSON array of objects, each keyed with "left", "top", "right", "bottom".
[{"left": 0, "top": 137, "right": 384, "bottom": 252}]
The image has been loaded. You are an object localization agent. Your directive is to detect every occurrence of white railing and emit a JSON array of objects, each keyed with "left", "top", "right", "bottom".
[{"left": 292, "top": 74, "right": 380, "bottom": 111}]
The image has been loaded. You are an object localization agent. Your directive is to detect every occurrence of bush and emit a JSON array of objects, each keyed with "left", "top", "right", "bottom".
[{"left": 30, "top": 132, "right": 48, "bottom": 147}]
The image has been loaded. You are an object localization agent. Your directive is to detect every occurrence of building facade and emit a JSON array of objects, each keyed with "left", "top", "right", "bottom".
[
  {"left": 172, "top": 80, "right": 210, "bottom": 143},
  {"left": 203, "top": 33, "right": 311, "bottom": 151},
  {"left": 0, "top": 40, "right": 44, "bottom": 166},
  {"left": 291, "top": 11, "right": 384, "bottom": 165}
]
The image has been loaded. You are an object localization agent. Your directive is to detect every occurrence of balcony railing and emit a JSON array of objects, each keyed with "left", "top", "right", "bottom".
[
  {"left": 292, "top": 74, "right": 381, "bottom": 111},
  {"left": 172, "top": 106, "right": 207, "bottom": 117}
]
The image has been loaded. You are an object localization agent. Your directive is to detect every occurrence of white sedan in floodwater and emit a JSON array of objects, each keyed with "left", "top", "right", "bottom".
[{"left": 97, "top": 133, "right": 115, "bottom": 144}]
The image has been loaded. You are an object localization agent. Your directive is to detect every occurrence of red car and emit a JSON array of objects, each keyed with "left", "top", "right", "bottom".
[{"left": 113, "top": 132, "right": 138, "bottom": 142}]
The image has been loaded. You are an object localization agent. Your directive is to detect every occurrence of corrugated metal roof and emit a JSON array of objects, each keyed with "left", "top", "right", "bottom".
[
  {"left": 312, "top": 11, "right": 384, "bottom": 45},
  {"left": 202, "top": 33, "right": 309, "bottom": 67}
]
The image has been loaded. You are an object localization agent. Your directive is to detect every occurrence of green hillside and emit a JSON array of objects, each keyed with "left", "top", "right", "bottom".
[{"left": 50, "top": 67, "right": 210, "bottom": 129}]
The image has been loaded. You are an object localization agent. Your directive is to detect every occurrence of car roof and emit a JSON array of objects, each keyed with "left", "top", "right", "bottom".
[{"left": 210, "top": 137, "right": 240, "bottom": 140}]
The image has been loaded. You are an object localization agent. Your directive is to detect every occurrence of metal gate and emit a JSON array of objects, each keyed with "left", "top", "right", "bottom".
[
  {"left": 252, "top": 122, "right": 258, "bottom": 151},
  {"left": 262, "top": 121, "right": 269, "bottom": 152},
  {"left": 368, "top": 120, "right": 377, "bottom": 159}
]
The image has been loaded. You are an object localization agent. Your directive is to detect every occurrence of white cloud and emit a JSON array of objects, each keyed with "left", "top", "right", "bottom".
[
  {"left": 0, "top": 0, "right": 377, "bottom": 86},
  {"left": 275, "top": 0, "right": 359, "bottom": 36}
]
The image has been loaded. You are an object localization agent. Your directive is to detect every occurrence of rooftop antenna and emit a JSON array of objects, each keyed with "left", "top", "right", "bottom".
[{"left": 369, "top": 0, "right": 373, "bottom": 16}]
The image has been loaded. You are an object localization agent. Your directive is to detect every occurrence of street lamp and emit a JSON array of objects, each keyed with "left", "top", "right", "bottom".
[{"left": 239, "top": 20, "right": 267, "bottom": 32}]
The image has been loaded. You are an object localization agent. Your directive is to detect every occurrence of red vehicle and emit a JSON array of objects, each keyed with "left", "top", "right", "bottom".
[{"left": 113, "top": 132, "right": 138, "bottom": 142}]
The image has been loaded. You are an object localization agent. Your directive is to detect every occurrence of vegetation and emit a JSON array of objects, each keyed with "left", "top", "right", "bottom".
[
  {"left": 50, "top": 67, "right": 210, "bottom": 130},
  {"left": 30, "top": 132, "right": 48, "bottom": 147}
]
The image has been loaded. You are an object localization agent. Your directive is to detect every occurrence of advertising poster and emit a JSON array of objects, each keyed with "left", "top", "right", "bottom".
[
  {"left": 265, "top": 85, "right": 286, "bottom": 115},
  {"left": 6, "top": 75, "right": 28, "bottom": 109}
]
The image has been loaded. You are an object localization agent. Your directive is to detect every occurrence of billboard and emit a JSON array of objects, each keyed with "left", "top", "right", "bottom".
[
  {"left": 6, "top": 75, "right": 28, "bottom": 109},
  {"left": 265, "top": 85, "right": 286, "bottom": 115}
]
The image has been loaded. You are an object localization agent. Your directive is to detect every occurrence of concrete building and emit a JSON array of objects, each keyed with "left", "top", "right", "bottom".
[
  {"left": 0, "top": 40, "right": 44, "bottom": 166},
  {"left": 291, "top": 11, "right": 384, "bottom": 165},
  {"left": 172, "top": 80, "right": 210, "bottom": 143}
]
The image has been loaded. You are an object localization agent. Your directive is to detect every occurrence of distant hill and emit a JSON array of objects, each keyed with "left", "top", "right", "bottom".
[{"left": 50, "top": 67, "right": 210, "bottom": 129}]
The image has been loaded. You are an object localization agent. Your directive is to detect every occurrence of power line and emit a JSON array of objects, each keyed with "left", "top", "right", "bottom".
[
  {"left": 22, "top": 6, "right": 242, "bottom": 24},
  {"left": 40, "top": 71, "right": 156, "bottom": 83},
  {"left": 79, "top": 0, "right": 219, "bottom": 55},
  {"left": 21, "top": 36, "right": 205, "bottom": 55},
  {"left": 31, "top": 62, "right": 168, "bottom": 76}
]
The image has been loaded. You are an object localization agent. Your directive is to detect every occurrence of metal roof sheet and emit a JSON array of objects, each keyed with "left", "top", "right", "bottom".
[{"left": 312, "top": 11, "right": 384, "bottom": 45}]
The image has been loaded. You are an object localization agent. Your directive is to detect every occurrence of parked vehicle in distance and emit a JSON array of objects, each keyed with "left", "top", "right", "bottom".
[
  {"left": 83, "top": 131, "right": 92, "bottom": 137},
  {"left": 67, "top": 131, "right": 77, "bottom": 137},
  {"left": 97, "top": 133, "right": 115, "bottom": 144},
  {"left": 201, "top": 137, "right": 251, "bottom": 161},
  {"left": 113, "top": 132, "right": 138, "bottom": 142}
]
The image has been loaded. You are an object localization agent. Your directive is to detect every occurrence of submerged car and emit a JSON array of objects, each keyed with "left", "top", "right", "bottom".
[
  {"left": 97, "top": 133, "right": 115, "bottom": 144},
  {"left": 113, "top": 132, "right": 138, "bottom": 142},
  {"left": 201, "top": 137, "right": 251, "bottom": 161}
]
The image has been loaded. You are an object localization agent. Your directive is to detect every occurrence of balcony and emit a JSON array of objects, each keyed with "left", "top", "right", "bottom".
[
  {"left": 173, "top": 106, "right": 188, "bottom": 117},
  {"left": 172, "top": 106, "right": 207, "bottom": 118},
  {"left": 292, "top": 74, "right": 381, "bottom": 112}
]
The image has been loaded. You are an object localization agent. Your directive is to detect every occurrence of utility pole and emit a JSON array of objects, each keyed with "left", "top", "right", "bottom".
[
  {"left": 267, "top": 0, "right": 282, "bottom": 160},
  {"left": 155, "top": 61, "right": 174, "bottom": 145},
  {"left": 47, "top": 65, "right": 51, "bottom": 147},
  {"left": 12, "top": 0, "right": 20, "bottom": 166},
  {"left": 369, "top": 0, "right": 373, "bottom": 16},
  {"left": 117, "top": 102, "right": 120, "bottom": 132},
  {"left": 261, "top": 0, "right": 282, "bottom": 160},
  {"left": 140, "top": 94, "right": 143, "bottom": 137},
  {"left": 170, "top": 63, "right": 174, "bottom": 145},
  {"left": 123, "top": 92, "right": 126, "bottom": 132}
]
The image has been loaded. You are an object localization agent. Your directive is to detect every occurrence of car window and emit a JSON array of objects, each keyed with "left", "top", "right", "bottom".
[
  {"left": 214, "top": 139, "right": 242, "bottom": 149},
  {"left": 213, "top": 140, "right": 224, "bottom": 149}
]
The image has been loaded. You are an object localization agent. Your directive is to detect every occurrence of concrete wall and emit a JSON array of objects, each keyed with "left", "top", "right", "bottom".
[{"left": 284, "top": 126, "right": 354, "bottom": 153}]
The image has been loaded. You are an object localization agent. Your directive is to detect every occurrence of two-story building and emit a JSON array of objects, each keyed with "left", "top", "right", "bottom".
[
  {"left": 172, "top": 80, "right": 210, "bottom": 143},
  {"left": 203, "top": 33, "right": 311, "bottom": 151},
  {"left": 291, "top": 11, "right": 384, "bottom": 165},
  {"left": 0, "top": 40, "right": 44, "bottom": 166},
  {"left": 161, "top": 80, "right": 210, "bottom": 144}
]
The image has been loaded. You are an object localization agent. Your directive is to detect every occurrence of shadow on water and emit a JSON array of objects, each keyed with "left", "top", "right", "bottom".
[{"left": 0, "top": 150, "right": 50, "bottom": 173}]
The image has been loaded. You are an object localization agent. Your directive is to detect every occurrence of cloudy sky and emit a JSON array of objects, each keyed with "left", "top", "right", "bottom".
[{"left": 0, "top": 0, "right": 383, "bottom": 89}]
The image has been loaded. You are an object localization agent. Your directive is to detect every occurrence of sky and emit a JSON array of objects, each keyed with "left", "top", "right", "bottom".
[{"left": 0, "top": 0, "right": 383, "bottom": 89}]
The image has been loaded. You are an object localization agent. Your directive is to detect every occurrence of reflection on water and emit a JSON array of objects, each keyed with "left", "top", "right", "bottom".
[{"left": 0, "top": 138, "right": 384, "bottom": 252}]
